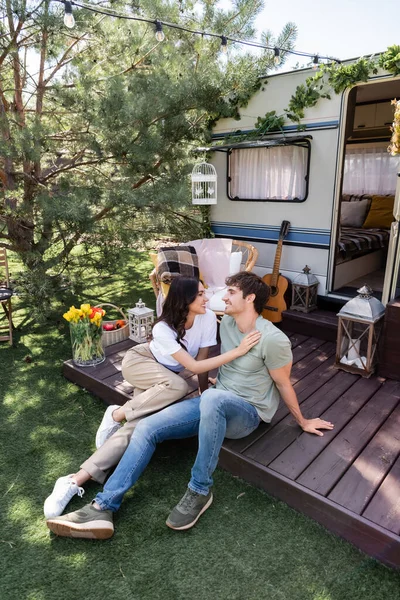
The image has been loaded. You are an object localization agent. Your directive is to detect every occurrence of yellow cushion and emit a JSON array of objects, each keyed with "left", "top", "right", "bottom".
[{"left": 362, "top": 195, "right": 394, "bottom": 229}]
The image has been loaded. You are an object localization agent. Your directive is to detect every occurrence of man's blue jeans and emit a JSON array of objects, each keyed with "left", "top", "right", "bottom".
[{"left": 95, "top": 389, "right": 261, "bottom": 512}]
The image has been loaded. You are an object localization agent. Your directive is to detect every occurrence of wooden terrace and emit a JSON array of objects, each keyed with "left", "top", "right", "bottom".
[{"left": 63, "top": 333, "right": 400, "bottom": 570}]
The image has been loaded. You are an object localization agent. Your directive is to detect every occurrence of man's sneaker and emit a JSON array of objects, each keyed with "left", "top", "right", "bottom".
[
  {"left": 43, "top": 476, "right": 85, "bottom": 519},
  {"left": 46, "top": 503, "right": 114, "bottom": 539},
  {"left": 95, "top": 404, "right": 122, "bottom": 449},
  {"left": 166, "top": 488, "right": 213, "bottom": 530}
]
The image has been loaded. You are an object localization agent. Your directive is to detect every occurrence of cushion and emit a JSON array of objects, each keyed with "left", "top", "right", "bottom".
[
  {"left": 340, "top": 199, "right": 370, "bottom": 227},
  {"left": 207, "top": 288, "right": 227, "bottom": 312},
  {"left": 362, "top": 195, "right": 394, "bottom": 229},
  {"left": 156, "top": 246, "right": 199, "bottom": 283},
  {"left": 229, "top": 252, "right": 243, "bottom": 275}
]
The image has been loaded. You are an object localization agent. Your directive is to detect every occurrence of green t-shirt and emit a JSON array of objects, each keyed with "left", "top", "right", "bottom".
[{"left": 216, "top": 315, "right": 293, "bottom": 422}]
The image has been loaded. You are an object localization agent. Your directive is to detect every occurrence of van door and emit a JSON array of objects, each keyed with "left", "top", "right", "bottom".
[{"left": 382, "top": 172, "right": 400, "bottom": 304}]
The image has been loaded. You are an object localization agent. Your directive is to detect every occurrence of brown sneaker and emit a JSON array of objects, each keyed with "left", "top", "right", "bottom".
[{"left": 46, "top": 503, "right": 114, "bottom": 539}]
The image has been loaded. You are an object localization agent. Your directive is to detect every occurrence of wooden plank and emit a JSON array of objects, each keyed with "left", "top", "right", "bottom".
[
  {"left": 362, "top": 455, "right": 400, "bottom": 534},
  {"left": 290, "top": 342, "right": 336, "bottom": 385},
  {"left": 291, "top": 337, "right": 327, "bottom": 364},
  {"left": 63, "top": 360, "right": 130, "bottom": 406},
  {"left": 288, "top": 333, "right": 309, "bottom": 349},
  {"left": 297, "top": 380, "right": 400, "bottom": 495},
  {"left": 218, "top": 446, "right": 400, "bottom": 570},
  {"left": 268, "top": 376, "right": 382, "bottom": 480},
  {"left": 225, "top": 352, "right": 339, "bottom": 454},
  {"left": 248, "top": 371, "right": 358, "bottom": 467},
  {"left": 328, "top": 402, "right": 400, "bottom": 514}
]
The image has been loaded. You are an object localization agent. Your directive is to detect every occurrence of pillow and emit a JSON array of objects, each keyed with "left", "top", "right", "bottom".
[
  {"left": 229, "top": 252, "right": 243, "bottom": 275},
  {"left": 362, "top": 195, "right": 394, "bottom": 229},
  {"left": 340, "top": 199, "right": 370, "bottom": 227},
  {"left": 208, "top": 288, "right": 227, "bottom": 312}
]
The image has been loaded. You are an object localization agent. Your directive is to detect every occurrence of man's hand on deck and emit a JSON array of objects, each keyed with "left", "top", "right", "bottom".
[{"left": 300, "top": 418, "right": 334, "bottom": 436}]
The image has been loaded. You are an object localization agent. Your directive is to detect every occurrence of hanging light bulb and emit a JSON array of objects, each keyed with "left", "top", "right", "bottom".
[
  {"left": 63, "top": 1, "right": 75, "bottom": 29},
  {"left": 155, "top": 20, "right": 165, "bottom": 42},
  {"left": 220, "top": 36, "right": 228, "bottom": 54},
  {"left": 312, "top": 55, "right": 319, "bottom": 70},
  {"left": 274, "top": 47, "right": 281, "bottom": 66}
]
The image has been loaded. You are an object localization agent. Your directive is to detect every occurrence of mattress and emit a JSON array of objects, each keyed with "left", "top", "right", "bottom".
[{"left": 337, "top": 227, "right": 390, "bottom": 262}]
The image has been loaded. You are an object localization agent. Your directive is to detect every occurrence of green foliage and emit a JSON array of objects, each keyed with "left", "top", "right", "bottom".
[
  {"left": 1, "top": 0, "right": 295, "bottom": 314},
  {"left": 254, "top": 111, "right": 285, "bottom": 134},
  {"left": 379, "top": 45, "right": 400, "bottom": 76},
  {"left": 320, "top": 56, "right": 378, "bottom": 94}
]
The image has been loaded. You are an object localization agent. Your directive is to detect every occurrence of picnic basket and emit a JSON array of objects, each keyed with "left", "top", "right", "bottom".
[{"left": 95, "top": 303, "right": 129, "bottom": 348}]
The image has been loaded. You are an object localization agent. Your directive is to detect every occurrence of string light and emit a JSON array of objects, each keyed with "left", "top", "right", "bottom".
[
  {"left": 155, "top": 20, "right": 165, "bottom": 42},
  {"left": 220, "top": 36, "right": 228, "bottom": 54},
  {"left": 52, "top": 0, "right": 341, "bottom": 65},
  {"left": 274, "top": 47, "right": 280, "bottom": 66},
  {"left": 312, "top": 55, "right": 319, "bottom": 70},
  {"left": 63, "top": 0, "right": 75, "bottom": 28}
]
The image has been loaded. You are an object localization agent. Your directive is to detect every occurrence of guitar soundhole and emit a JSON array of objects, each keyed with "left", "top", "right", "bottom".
[{"left": 270, "top": 286, "right": 278, "bottom": 297}]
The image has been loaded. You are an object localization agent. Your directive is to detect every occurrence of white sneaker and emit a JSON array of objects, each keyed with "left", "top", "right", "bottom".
[
  {"left": 95, "top": 404, "right": 122, "bottom": 449},
  {"left": 44, "top": 475, "right": 85, "bottom": 518}
]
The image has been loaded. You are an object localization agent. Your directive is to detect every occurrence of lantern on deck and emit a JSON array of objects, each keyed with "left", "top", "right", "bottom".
[
  {"left": 191, "top": 162, "right": 217, "bottom": 205},
  {"left": 290, "top": 265, "right": 319, "bottom": 313},
  {"left": 128, "top": 299, "right": 154, "bottom": 343},
  {"left": 335, "top": 286, "right": 385, "bottom": 378}
]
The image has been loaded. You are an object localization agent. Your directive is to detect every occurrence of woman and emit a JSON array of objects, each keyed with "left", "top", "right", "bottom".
[{"left": 44, "top": 276, "right": 260, "bottom": 518}]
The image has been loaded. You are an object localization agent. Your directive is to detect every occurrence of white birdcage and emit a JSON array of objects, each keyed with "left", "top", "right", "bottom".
[
  {"left": 191, "top": 162, "right": 217, "bottom": 205},
  {"left": 128, "top": 299, "right": 154, "bottom": 343}
]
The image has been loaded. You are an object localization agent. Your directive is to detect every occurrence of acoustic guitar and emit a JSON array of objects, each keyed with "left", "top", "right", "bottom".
[{"left": 262, "top": 220, "right": 290, "bottom": 323}]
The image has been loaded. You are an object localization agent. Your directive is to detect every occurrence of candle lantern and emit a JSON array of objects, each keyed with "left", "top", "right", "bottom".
[
  {"left": 128, "top": 299, "right": 154, "bottom": 343},
  {"left": 290, "top": 265, "right": 319, "bottom": 313},
  {"left": 335, "top": 285, "right": 385, "bottom": 378},
  {"left": 191, "top": 162, "right": 217, "bottom": 205}
]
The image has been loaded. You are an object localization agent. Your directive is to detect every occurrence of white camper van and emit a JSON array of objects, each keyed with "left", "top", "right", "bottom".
[{"left": 208, "top": 63, "right": 400, "bottom": 306}]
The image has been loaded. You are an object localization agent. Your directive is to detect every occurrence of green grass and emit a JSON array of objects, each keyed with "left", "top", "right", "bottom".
[{"left": 1, "top": 249, "right": 400, "bottom": 600}]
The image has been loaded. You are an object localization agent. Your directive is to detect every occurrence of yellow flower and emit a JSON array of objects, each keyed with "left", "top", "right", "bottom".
[{"left": 80, "top": 303, "right": 91, "bottom": 316}]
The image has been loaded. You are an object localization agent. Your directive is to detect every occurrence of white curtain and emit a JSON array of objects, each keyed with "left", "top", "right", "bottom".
[
  {"left": 343, "top": 147, "right": 400, "bottom": 195},
  {"left": 229, "top": 145, "right": 308, "bottom": 200}
]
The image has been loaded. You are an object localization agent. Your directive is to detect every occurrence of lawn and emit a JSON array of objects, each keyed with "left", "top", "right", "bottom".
[{"left": 1, "top": 249, "right": 399, "bottom": 600}]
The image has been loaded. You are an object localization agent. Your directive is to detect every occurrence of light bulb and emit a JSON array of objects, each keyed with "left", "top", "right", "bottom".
[
  {"left": 274, "top": 47, "right": 280, "bottom": 66},
  {"left": 220, "top": 36, "right": 228, "bottom": 54},
  {"left": 312, "top": 55, "right": 319, "bottom": 70},
  {"left": 63, "top": 1, "right": 75, "bottom": 28},
  {"left": 155, "top": 20, "right": 165, "bottom": 42}
]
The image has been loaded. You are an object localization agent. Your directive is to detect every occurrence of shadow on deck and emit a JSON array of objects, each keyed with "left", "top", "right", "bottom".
[{"left": 63, "top": 334, "right": 400, "bottom": 570}]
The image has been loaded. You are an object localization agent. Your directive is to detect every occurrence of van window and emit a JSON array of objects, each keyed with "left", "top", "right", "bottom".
[{"left": 228, "top": 142, "right": 310, "bottom": 202}]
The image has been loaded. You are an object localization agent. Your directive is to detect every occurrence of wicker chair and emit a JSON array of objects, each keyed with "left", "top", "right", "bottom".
[
  {"left": 149, "top": 239, "right": 258, "bottom": 315},
  {"left": 0, "top": 248, "right": 14, "bottom": 345}
]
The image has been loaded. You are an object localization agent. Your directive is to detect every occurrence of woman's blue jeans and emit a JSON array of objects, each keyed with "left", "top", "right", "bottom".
[{"left": 95, "top": 388, "right": 261, "bottom": 512}]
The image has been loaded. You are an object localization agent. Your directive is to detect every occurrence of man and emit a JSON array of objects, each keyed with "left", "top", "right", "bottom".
[{"left": 46, "top": 272, "right": 333, "bottom": 539}]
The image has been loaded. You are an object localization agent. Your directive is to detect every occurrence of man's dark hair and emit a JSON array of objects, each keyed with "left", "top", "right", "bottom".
[{"left": 225, "top": 271, "right": 270, "bottom": 315}]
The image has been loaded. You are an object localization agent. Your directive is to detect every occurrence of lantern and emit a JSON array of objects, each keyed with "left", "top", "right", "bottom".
[
  {"left": 290, "top": 265, "right": 319, "bottom": 313},
  {"left": 128, "top": 299, "right": 154, "bottom": 343},
  {"left": 335, "top": 286, "right": 385, "bottom": 378},
  {"left": 191, "top": 162, "right": 217, "bottom": 205}
]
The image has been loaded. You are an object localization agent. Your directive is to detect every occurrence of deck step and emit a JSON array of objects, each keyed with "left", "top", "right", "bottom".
[{"left": 279, "top": 309, "right": 338, "bottom": 342}]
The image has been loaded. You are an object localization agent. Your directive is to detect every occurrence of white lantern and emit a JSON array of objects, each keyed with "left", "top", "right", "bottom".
[
  {"left": 191, "top": 162, "right": 217, "bottom": 205},
  {"left": 335, "top": 286, "right": 385, "bottom": 378},
  {"left": 128, "top": 299, "right": 154, "bottom": 343},
  {"left": 290, "top": 265, "right": 319, "bottom": 313}
]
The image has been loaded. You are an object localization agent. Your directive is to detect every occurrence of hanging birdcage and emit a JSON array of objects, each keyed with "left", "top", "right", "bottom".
[{"left": 191, "top": 162, "right": 217, "bottom": 205}]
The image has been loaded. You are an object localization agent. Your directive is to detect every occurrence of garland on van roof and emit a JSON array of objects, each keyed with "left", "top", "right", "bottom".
[
  {"left": 254, "top": 45, "right": 400, "bottom": 130},
  {"left": 389, "top": 99, "right": 400, "bottom": 156}
]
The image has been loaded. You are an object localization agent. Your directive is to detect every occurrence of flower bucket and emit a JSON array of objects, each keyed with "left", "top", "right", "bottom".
[{"left": 69, "top": 320, "right": 105, "bottom": 367}]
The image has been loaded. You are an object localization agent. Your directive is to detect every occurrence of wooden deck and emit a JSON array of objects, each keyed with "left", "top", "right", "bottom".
[{"left": 63, "top": 335, "right": 400, "bottom": 570}]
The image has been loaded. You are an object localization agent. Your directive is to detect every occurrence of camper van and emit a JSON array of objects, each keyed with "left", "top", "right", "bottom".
[{"left": 208, "top": 63, "right": 400, "bottom": 308}]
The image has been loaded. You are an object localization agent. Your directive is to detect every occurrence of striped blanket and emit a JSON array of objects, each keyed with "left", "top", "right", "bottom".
[
  {"left": 338, "top": 227, "right": 390, "bottom": 262},
  {"left": 157, "top": 245, "right": 199, "bottom": 284}
]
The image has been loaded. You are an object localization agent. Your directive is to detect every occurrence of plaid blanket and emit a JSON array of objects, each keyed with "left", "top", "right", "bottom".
[
  {"left": 338, "top": 227, "right": 390, "bottom": 262},
  {"left": 157, "top": 245, "right": 199, "bottom": 284}
]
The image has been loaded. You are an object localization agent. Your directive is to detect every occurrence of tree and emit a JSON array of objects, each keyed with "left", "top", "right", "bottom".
[{"left": 0, "top": 0, "right": 297, "bottom": 313}]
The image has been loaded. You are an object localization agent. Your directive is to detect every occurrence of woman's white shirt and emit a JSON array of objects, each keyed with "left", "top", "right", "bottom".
[{"left": 149, "top": 309, "right": 217, "bottom": 372}]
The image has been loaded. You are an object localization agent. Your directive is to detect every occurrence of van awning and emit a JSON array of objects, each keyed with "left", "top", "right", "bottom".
[{"left": 196, "top": 135, "right": 312, "bottom": 152}]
